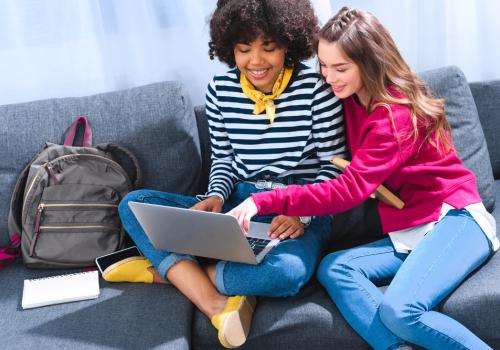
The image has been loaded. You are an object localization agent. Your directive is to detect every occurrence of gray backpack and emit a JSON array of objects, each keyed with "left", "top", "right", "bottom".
[{"left": 7, "top": 116, "right": 142, "bottom": 269}]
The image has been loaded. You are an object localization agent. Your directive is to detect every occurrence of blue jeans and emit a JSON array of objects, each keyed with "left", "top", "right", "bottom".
[
  {"left": 317, "top": 209, "right": 493, "bottom": 350},
  {"left": 118, "top": 182, "right": 332, "bottom": 297}
]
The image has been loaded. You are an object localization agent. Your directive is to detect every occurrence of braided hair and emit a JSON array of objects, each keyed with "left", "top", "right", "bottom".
[{"left": 329, "top": 7, "right": 358, "bottom": 32}]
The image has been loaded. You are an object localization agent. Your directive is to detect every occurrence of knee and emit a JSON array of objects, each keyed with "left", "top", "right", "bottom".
[
  {"left": 379, "top": 297, "right": 421, "bottom": 337},
  {"left": 118, "top": 190, "right": 152, "bottom": 237},
  {"left": 118, "top": 190, "right": 144, "bottom": 215},
  {"left": 266, "top": 254, "right": 312, "bottom": 297},
  {"left": 316, "top": 251, "right": 354, "bottom": 288}
]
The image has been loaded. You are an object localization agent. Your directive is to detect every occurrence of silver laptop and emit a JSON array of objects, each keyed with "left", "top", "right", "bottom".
[{"left": 128, "top": 201, "right": 280, "bottom": 264}]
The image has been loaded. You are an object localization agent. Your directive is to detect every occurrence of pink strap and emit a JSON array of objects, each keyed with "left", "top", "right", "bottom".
[
  {"left": 0, "top": 234, "right": 22, "bottom": 271},
  {"left": 0, "top": 247, "right": 19, "bottom": 271},
  {"left": 63, "top": 116, "right": 92, "bottom": 147},
  {"left": 0, "top": 249, "right": 17, "bottom": 259},
  {"left": 10, "top": 232, "right": 21, "bottom": 247},
  {"left": 0, "top": 249, "right": 16, "bottom": 260}
]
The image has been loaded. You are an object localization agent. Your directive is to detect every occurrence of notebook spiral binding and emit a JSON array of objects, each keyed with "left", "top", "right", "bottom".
[{"left": 26, "top": 270, "right": 95, "bottom": 282}]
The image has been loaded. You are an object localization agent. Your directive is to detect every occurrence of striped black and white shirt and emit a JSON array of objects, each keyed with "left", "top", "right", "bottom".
[{"left": 205, "top": 64, "right": 347, "bottom": 201}]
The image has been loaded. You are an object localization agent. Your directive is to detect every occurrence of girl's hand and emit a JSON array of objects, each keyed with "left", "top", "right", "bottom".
[
  {"left": 269, "top": 215, "right": 304, "bottom": 240},
  {"left": 228, "top": 197, "right": 258, "bottom": 234},
  {"left": 190, "top": 195, "right": 223, "bottom": 213}
]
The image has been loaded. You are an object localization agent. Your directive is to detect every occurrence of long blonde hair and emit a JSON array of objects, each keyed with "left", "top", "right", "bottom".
[{"left": 317, "top": 7, "right": 453, "bottom": 153}]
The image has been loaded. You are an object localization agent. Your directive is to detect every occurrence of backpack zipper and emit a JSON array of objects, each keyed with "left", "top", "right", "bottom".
[
  {"left": 33, "top": 202, "right": 118, "bottom": 232},
  {"left": 23, "top": 163, "right": 49, "bottom": 218},
  {"left": 29, "top": 223, "right": 120, "bottom": 257},
  {"left": 38, "top": 203, "right": 118, "bottom": 209},
  {"left": 30, "top": 202, "right": 119, "bottom": 257},
  {"left": 22, "top": 153, "right": 129, "bottom": 223},
  {"left": 30, "top": 205, "right": 44, "bottom": 257},
  {"left": 45, "top": 163, "right": 60, "bottom": 185}
]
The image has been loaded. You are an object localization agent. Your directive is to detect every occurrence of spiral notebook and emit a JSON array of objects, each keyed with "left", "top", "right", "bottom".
[{"left": 22, "top": 270, "right": 100, "bottom": 309}]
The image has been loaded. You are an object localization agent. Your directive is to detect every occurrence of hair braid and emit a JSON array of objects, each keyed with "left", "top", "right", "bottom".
[{"left": 331, "top": 7, "right": 358, "bottom": 31}]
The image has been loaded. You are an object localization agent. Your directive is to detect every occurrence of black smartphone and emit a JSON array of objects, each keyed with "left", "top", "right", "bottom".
[{"left": 95, "top": 246, "right": 142, "bottom": 274}]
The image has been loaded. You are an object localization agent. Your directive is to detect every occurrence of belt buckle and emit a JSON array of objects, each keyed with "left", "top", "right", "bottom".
[
  {"left": 255, "top": 180, "right": 270, "bottom": 189},
  {"left": 271, "top": 182, "right": 286, "bottom": 189},
  {"left": 255, "top": 179, "right": 287, "bottom": 189}
]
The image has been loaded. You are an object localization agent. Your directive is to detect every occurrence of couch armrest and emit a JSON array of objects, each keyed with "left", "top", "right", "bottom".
[{"left": 470, "top": 80, "right": 500, "bottom": 179}]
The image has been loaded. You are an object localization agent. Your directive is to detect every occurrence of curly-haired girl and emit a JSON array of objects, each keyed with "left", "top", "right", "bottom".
[
  {"left": 114, "top": 0, "right": 346, "bottom": 348},
  {"left": 230, "top": 6, "right": 498, "bottom": 350}
]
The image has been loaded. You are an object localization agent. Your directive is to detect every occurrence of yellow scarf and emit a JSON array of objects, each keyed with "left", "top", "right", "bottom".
[{"left": 240, "top": 66, "right": 294, "bottom": 125}]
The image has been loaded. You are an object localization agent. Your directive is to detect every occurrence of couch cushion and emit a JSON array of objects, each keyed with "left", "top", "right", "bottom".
[
  {"left": 438, "top": 179, "right": 500, "bottom": 349},
  {"left": 0, "top": 262, "right": 194, "bottom": 349},
  {"left": 440, "top": 249, "right": 500, "bottom": 349},
  {"left": 420, "top": 66, "right": 495, "bottom": 212},
  {"left": 0, "top": 81, "right": 202, "bottom": 247},
  {"left": 469, "top": 80, "right": 500, "bottom": 179},
  {"left": 192, "top": 282, "right": 371, "bottom": 350},
  {"left": 194, "top": 105, "right": 211, "bottom": 193},
  {"left": 330, "top": 199, "right": 384, "bottom": 249}
]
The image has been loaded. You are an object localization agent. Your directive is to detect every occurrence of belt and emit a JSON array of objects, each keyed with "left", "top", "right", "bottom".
[{"left": 247, "top": 180, "right": 288, "bottom": 190}]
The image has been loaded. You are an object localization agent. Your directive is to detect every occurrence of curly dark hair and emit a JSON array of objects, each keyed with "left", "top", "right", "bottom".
[{"left": 208, "top": 0, "right": 319, "bottom": 68}]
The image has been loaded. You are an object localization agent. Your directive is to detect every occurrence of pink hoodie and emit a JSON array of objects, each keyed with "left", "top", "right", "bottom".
[{"left": 251, "top": 93, "right": 481, "bottom": 233}]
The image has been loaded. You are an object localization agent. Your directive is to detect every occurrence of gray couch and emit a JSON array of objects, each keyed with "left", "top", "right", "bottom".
[{"left": 1, "top": 66, "right": 499, "bottom": 349}]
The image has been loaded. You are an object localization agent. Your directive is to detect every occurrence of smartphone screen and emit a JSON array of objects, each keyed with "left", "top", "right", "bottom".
[{"left": 95, "top": 246, "right": 142, "bottom": 274}]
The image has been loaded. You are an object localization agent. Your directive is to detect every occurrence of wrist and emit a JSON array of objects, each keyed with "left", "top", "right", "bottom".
[
  {"left": 206, "top": 194, "right": 224, "bottom": 205},
  {"left": 210, "top": 195, "right": 224, "bottom": 204}
]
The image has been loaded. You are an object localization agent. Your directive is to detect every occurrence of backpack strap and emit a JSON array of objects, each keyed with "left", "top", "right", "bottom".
[
  {"left": 96, "top": 143, "right": 143, "bottom": 188},
  {"left": 64, "top": 116, "right": 92, "bottom": 147},
  {"left": 1, "top": 157, "right": 34, "bottom": 269},
  {"left": 0, "top": 240, "right": 21, "bottom": 271}
]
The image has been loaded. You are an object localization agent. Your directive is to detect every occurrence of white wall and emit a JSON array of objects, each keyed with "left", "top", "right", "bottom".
[
  {"left": 333, "top": 0, "right": 500, "bottom": 84},
  {"left": 0, "top": 0, "right": 498, "bottom": 107}
]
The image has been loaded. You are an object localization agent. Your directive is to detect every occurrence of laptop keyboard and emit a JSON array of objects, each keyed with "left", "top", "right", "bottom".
[{"left": 246, "top": 237, "right": 271, "bottom": 256}]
